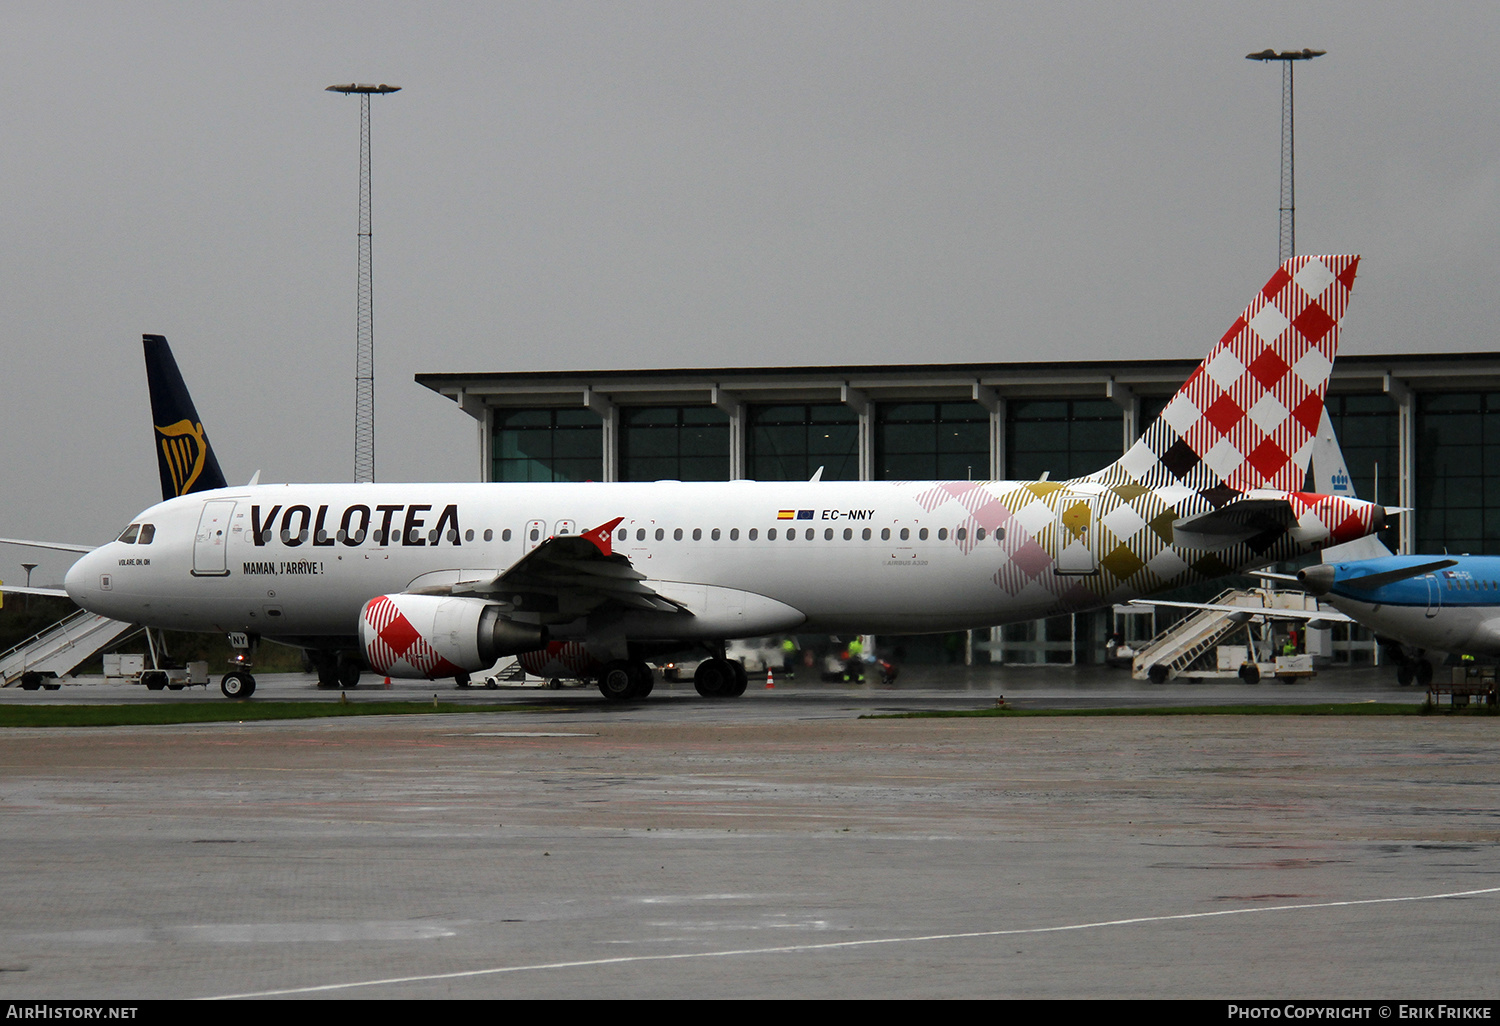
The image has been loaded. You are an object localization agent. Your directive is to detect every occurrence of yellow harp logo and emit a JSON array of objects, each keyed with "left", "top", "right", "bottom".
[{"left": 156, "top": 419, "right": 209, "bottom": 496}]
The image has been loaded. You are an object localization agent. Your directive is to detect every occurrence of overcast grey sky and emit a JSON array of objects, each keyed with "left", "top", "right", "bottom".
[{"left": 4, "top": 2, "right": 1499, "bottom": 579}]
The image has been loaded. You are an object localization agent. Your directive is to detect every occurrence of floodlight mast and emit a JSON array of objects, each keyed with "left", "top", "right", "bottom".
[
  {"left": 1245, "top": 49, "right": 1324, "bottom": 264},
  {"left": 326, "top": 83, "right": 401, "bottom": 484}
]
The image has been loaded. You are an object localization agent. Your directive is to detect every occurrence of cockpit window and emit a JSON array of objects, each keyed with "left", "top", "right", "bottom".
[
  {"left": 137, "top": 524, "right": 155, "bottom": 544},
  {"left": 117, "top": 524, "right": 140, "bottom": 544}
]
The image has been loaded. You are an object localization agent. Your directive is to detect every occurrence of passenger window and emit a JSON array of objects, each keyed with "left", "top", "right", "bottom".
[
  {"left": 862, "top": 528, "right": 871, "bottom": 540},
  {"left": 769, "top": 529, "right": 777, "bottom": 540},
  {"left": 804, "top": 529, "right": 813, "bottom": 541},
  {"left": 938, "top": 528, "right": 948, "bottom": 540},
  {"left": 749, "top": 528, "right": 758, "bottom": 540},
  {"left": 976, "top": 528, "right": 986, "bottom": 541},
  {"left": 501, "top": 529, "right": 510, "bottom": 542},
  {"left": 674, "top": 528, "right": 684, "bottom": 541},
  {"left": 899, "top": 528, "right": 910, "bottom": 541},
  {"left": 881, "top": 528, "right": 890, "bottom": 541},
  {"left": 465, "top": 529, "right": 475, "bottom": 542},
  {"left": 137, "top": 524, "right": 155, "bottom": 544},
  {"left": 843, "top": 528, "right": 852, "bottom": 540},
  {"left": 693, "top": 528, "right": 702, "bottom": 541},
  {"left": 918, "top": 528, "right": 928, "bottom": 541},
  {"left": 117, "top": 524, "right": 140, "bottom": 544},
  {"left": 711, "top": 528, "right": 720, "bottom": 541},
  {"left": 656, "top": 528, "right": 665, "bottom": 541},
  {"left": 957, "top": 528, "right": 967, "bottom": 541},
  {"left": 730, "top": 528, "right": 739, "bottom": 540},
  {"left": 617, "top": 528, "right": 627, "bottom": 541},
  {"left": 637, "top": 529, "right": 646, "bottom": 540}
]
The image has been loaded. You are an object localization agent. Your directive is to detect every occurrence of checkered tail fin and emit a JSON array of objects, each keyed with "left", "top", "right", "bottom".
[{"left": 1086, "top": 255, "right": 1360, "bottom": 493}]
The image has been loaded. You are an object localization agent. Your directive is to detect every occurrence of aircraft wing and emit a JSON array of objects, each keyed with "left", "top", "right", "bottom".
[
  {"left": 448, "top": 517, "right": 687, "bottom": 621},
  {"left": 0, "top": 537, "right": 95, "bottom": 554},
  {"left": 0, "top": 584, "right": 70, "bottom": 598},
  {"left": 1129, "top": 598, "right": 1351, "bottom": 625}
]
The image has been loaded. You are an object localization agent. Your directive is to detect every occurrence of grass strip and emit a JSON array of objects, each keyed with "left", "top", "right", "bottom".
[
  {"left": 870, "top": 702, "right": 1495, "bottom": 718},
  {"left": 0, "top": 701, "right": 565, "bottom": 728}
]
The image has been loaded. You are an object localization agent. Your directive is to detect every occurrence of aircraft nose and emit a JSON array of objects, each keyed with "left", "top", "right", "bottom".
[
  {"left": 64, "top": 549, "right": 98, "bottom": 605},
  {"left": 1298, "top": 563, "right": 1336, "bottom": 596}
]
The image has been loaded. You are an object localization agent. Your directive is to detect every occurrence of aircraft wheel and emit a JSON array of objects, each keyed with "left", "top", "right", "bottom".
[
  {"left": 598, "top": 660, "right": 636, "bottom": 702},
  {"left": 338, "top": 661, "right": 361, "bottom": 690},
  {"left": 726, "top": 660, "right": 748, "bottom": 697},
  {"left": 1147, "top": 664, "right": 1169, "bottom": 684},
  {"left": 1238, "top": 663, "right": 1260, "bottom": 685},
  {"left": 1396, "top": 663, "right": 1414, "bottom": 687},
  {"left": 221, "top": 672, "right": 256, "bottom": 699},
  {"left": 1415, "top": 660, "right": 1434, "bottom": 687},
  {"left": 694, "top": 658, "right": 734, "bottom": 698},
  {"left": 629, "top": 661, "right": 655, "bottom": 698}
]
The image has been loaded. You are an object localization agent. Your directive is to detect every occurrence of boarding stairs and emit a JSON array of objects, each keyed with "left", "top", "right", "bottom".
[
  {"left": 0, "top": 609, "right": 138, "bottom": 686},
  {"left": 1131, "top": 588, "right": 1262, "bottom": 682}
]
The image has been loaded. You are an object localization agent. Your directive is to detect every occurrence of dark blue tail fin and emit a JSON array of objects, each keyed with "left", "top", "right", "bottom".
[{"left": 143, "top": 334, "right": 228, "bottom": 501}]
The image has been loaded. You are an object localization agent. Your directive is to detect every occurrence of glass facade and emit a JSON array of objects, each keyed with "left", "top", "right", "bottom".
[
  {"left": 747, "top": 404, "right": 859, "bottom": 481},
  {"left": 1325, "top": 394, "right": 1399, "bottom": 551},
  {"left": 1415, "top": 393, "right": 1500, "bottom": 555},
  {"left": 875, "top": 401, "right": 989, "bottom": 480},
  {"left": 492, "top": 408, "right": 603, "bottom": 483},
  {"left": 620, "top": 406, "right": 730, "bottom": 482},
  {"left": 1006, "top": 399, "right": 1123, "bottom": 481}
]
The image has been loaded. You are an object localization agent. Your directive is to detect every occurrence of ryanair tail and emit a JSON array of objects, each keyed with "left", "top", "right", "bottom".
[
  {"left": 143, "top": 334, "right": 228, "bottom": 501},
  {"left": 1086, "top": 255, "right": 1359, "bottom": 495}
]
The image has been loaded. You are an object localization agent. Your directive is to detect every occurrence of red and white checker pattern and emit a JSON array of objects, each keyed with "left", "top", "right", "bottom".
[
  {"left": 1105, "top": 255, "right": 1358, "bottom": 493},
  {"left": 518, "top": 641, "right": 601, "bottom": 679},
  {"left": 361, "top": 594, "right": 463, "bottom": 679}
]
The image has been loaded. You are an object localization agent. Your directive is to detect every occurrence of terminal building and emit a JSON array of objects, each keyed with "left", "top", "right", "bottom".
[{"left": 417, "top": 351, "right": 1500, "bottom": 665}]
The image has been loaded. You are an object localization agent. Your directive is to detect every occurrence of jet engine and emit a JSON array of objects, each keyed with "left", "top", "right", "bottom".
[{"left": 360, "top": 593, "right": 548, "bottom": 679}]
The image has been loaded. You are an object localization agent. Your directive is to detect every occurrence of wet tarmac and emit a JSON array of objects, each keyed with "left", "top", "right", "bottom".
[{"left": 0, "top": 664, "right": 1496, "bottom": 999}]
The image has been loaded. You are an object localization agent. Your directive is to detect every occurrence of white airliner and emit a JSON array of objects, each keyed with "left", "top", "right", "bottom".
[{"left": 47, "top": 255, "right": 1385, "bottom": 700}]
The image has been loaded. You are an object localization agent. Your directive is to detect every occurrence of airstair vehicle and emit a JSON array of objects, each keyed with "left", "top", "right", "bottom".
[
  {"left": 1131, "top": 588, "right": 1322, "bottom": 683},
  {"left": 0, "top": 610, "right": 138, "bottom": 689}
]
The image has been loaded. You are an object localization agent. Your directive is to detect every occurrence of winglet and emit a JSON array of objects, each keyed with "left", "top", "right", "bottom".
[{"left": 582, "top": 517, "right": 624, "bottom": 556}]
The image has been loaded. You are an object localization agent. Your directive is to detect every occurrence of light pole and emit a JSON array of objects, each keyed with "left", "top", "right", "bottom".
[
  {"left": 1246, "top": 48, "right": 1325, "bottom": 263},
  {"left": 326, "top": 83, "right": 401, "bottom": 484}
]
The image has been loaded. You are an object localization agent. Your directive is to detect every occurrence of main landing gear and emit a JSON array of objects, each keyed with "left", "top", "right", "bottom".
[
  {"left": 597, "top": 659, "right": 656, "bottom": 702},
  {"left": 311, "top": 651, "right": 363, "bottom": 690},
  {"left": 693, "top": 657, "right": 748, "bottom": 698}
]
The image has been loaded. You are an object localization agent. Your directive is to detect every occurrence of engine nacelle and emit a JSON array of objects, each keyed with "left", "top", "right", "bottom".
[{"left": 360, "top": 594, "right": 549, "bottom": 679}]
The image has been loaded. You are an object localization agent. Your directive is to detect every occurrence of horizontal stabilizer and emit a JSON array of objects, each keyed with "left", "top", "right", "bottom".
[
  {"left": 1172, "top": 499, "right": 1296, "bottom": 549},
  {"left": 1339, "top": 559, "right": 1459, "bottom": 592},
  {"left": 1130, "top": 598, "right": 1351, "bottom": 624}
]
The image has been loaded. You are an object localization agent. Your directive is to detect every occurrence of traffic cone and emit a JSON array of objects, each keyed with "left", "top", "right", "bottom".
[{"left": 766, "top": 668, "right": 775, "bottom": 689}]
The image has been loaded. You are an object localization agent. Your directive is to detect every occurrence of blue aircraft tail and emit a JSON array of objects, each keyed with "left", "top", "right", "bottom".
[{"left": 143, "top": 334, "right": 228, "bottom": 501}]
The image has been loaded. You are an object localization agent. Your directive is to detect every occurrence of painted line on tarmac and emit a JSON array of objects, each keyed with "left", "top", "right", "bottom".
[{"left": 205, "top": 885, "right": 1500, "bottom": 999}]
